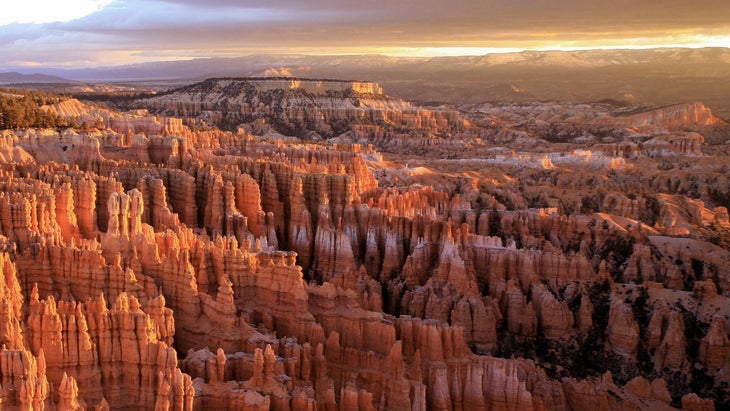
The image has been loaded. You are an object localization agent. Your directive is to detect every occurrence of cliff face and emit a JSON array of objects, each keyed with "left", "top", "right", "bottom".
[
  {"left": 43, "top": 98, "right": 186, "bottom": 136},
  {"left": 136, "top": 78, "right": 470, "bottom": 153},
  {"left": 0, "top": 82, "right": 726, "bottom": 410},
  {"left": 243, "top": 78, "right": 384, "bottom": 95},
  {"left": 621, "top": 102, "right": 723, "bottom": 130},
  {"left": 464, "top": 99, "right": 727, "bottom": 153}
]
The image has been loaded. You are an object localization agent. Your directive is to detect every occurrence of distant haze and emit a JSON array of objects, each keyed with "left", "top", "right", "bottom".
[
  {"left": 1, "top": 0, "right": 729, "bottom": 68},
  {"left": 4, "top": 48, "right": 730, "bottom": 121}
]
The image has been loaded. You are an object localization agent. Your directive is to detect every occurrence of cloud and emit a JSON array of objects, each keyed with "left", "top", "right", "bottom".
[
  {"left": 2, "top": 0, "right": 730, "bottom": 68},
  {"left": 0, "top": 0, "right": 113, "bottom": 25}
]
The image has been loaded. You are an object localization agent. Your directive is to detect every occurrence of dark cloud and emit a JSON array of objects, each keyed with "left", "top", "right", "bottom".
[{"left": 2, "top": 0, "right": 730, "bottom": 67}]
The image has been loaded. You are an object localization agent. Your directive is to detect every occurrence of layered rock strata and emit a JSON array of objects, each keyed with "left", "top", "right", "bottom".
[{"left": 0, "top": 87, "right": 724, "bottom": 410}]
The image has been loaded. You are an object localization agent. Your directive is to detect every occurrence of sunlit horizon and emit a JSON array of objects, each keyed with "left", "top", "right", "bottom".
[
  {"left": 10, "top": 43, "right": 730, "bottom": 70},
  {"left": 372, "top": 34, "right": 730, "bottom": 58},
  {"left": 2, "top": 0, "right": 730, "bottom": 69}
]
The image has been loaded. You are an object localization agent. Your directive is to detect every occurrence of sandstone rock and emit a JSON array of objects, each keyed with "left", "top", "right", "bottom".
[
  {"left": 651, "top": 378, "right": 673, "bottom": 404},
  {"left": 502, "top": 280, "right": 538, "bottom": 337},
  {"left": 0, "top": 252, "right": 25, "bottom": 350},
  {"left": 0, "top": 347, "right": 51, "bottom": 408},
  {"left": 58, "top": 372, "right": 84, "bottom": 410},
  {"left": 562, "top": 377, "right": 612, "bottom": 411},
  {"left": 531, "top": 283, "right": 574, "bottom": 339},
  {"left": 698, "top": 316, "right": 730, "bottom": 369},
  {"left": 577, "top": 294, "right": 594, "bottom": 334},
  {"left": 681, "top": 393, "right": 715, "bottom": 411},
  {"left": 607, "top": 298, "right": 640, "bottom": 356},
  {"left": 625, "top": 376, "right": 652, "bottom": 399},
  {"left": 646, "top": 301, "right": 670, "bottom": 350},
  {"left": 654, "top": 311, "right": 687, "bottom": 370},
  {"left": 0, "top": 89, "right": 724, "bottom": 410},
  {"left": 312, "top": 216, "right": 358, "bottom": 284}
]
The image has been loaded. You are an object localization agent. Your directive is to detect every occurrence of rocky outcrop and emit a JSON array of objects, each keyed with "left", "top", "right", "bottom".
[
  {"left": 0, "top": 347, "right": 52, "bottom": 408},
  {"left": 577, "top": 294, "right": 594, "bottom": 334},
  {"left": 607, "top": 299, "right": 640, "bottom": 356},
  {"left": 653, "top": 311, "right": 687, "bottom": 371},
  {"left": 531, "top": 282, "right": 574, "bottom": 339},
  {"left": 622, "top": 102, "right": 722, "bottom": 130},
  {"left": 698, "top": 316, "right": 730, "bottom": 369},
  {"left": 137, "top": 78, "right": 469, "bottom": 151},
  {"left": 43, "top": 98, "right": 187, "bottom": 137},
  {"left": 502, "top": 280, "right": 538, "bottom": 338},
  {"left": 0, "top": 86, "right": 724, "bottom": 409},
  {"left": 682, "top": 393, "right": 716, "bottom": 411}
]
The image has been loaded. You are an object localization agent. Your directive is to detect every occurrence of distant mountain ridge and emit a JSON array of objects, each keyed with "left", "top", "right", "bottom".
[
  {"left": 5, "top": 47, "right": 730, "bottom": 118},
  {"left": 7, "top": 47, "right": 730, "bottom": 82},
  {"left": 0, "top": 72, "right": 74, "bottom": 84}
]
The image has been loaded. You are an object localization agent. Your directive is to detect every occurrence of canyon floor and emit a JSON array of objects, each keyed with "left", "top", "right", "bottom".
[{"left": 0, "top": 78, "right": 728, "bottom": 410}]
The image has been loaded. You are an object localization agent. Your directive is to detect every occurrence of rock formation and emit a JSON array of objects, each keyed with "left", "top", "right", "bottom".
[{"left": 0, "top": 81, "right": 724, "bottom": 409}]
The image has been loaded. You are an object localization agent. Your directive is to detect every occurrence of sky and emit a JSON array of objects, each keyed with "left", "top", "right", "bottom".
[{"left": 2, "top": 0, "right": 730, "bottom": 68}]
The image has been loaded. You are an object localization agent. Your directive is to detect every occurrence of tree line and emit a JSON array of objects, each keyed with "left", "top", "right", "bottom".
[{"left": 0, "top": 88, "right": 71, "bottom": 129}]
